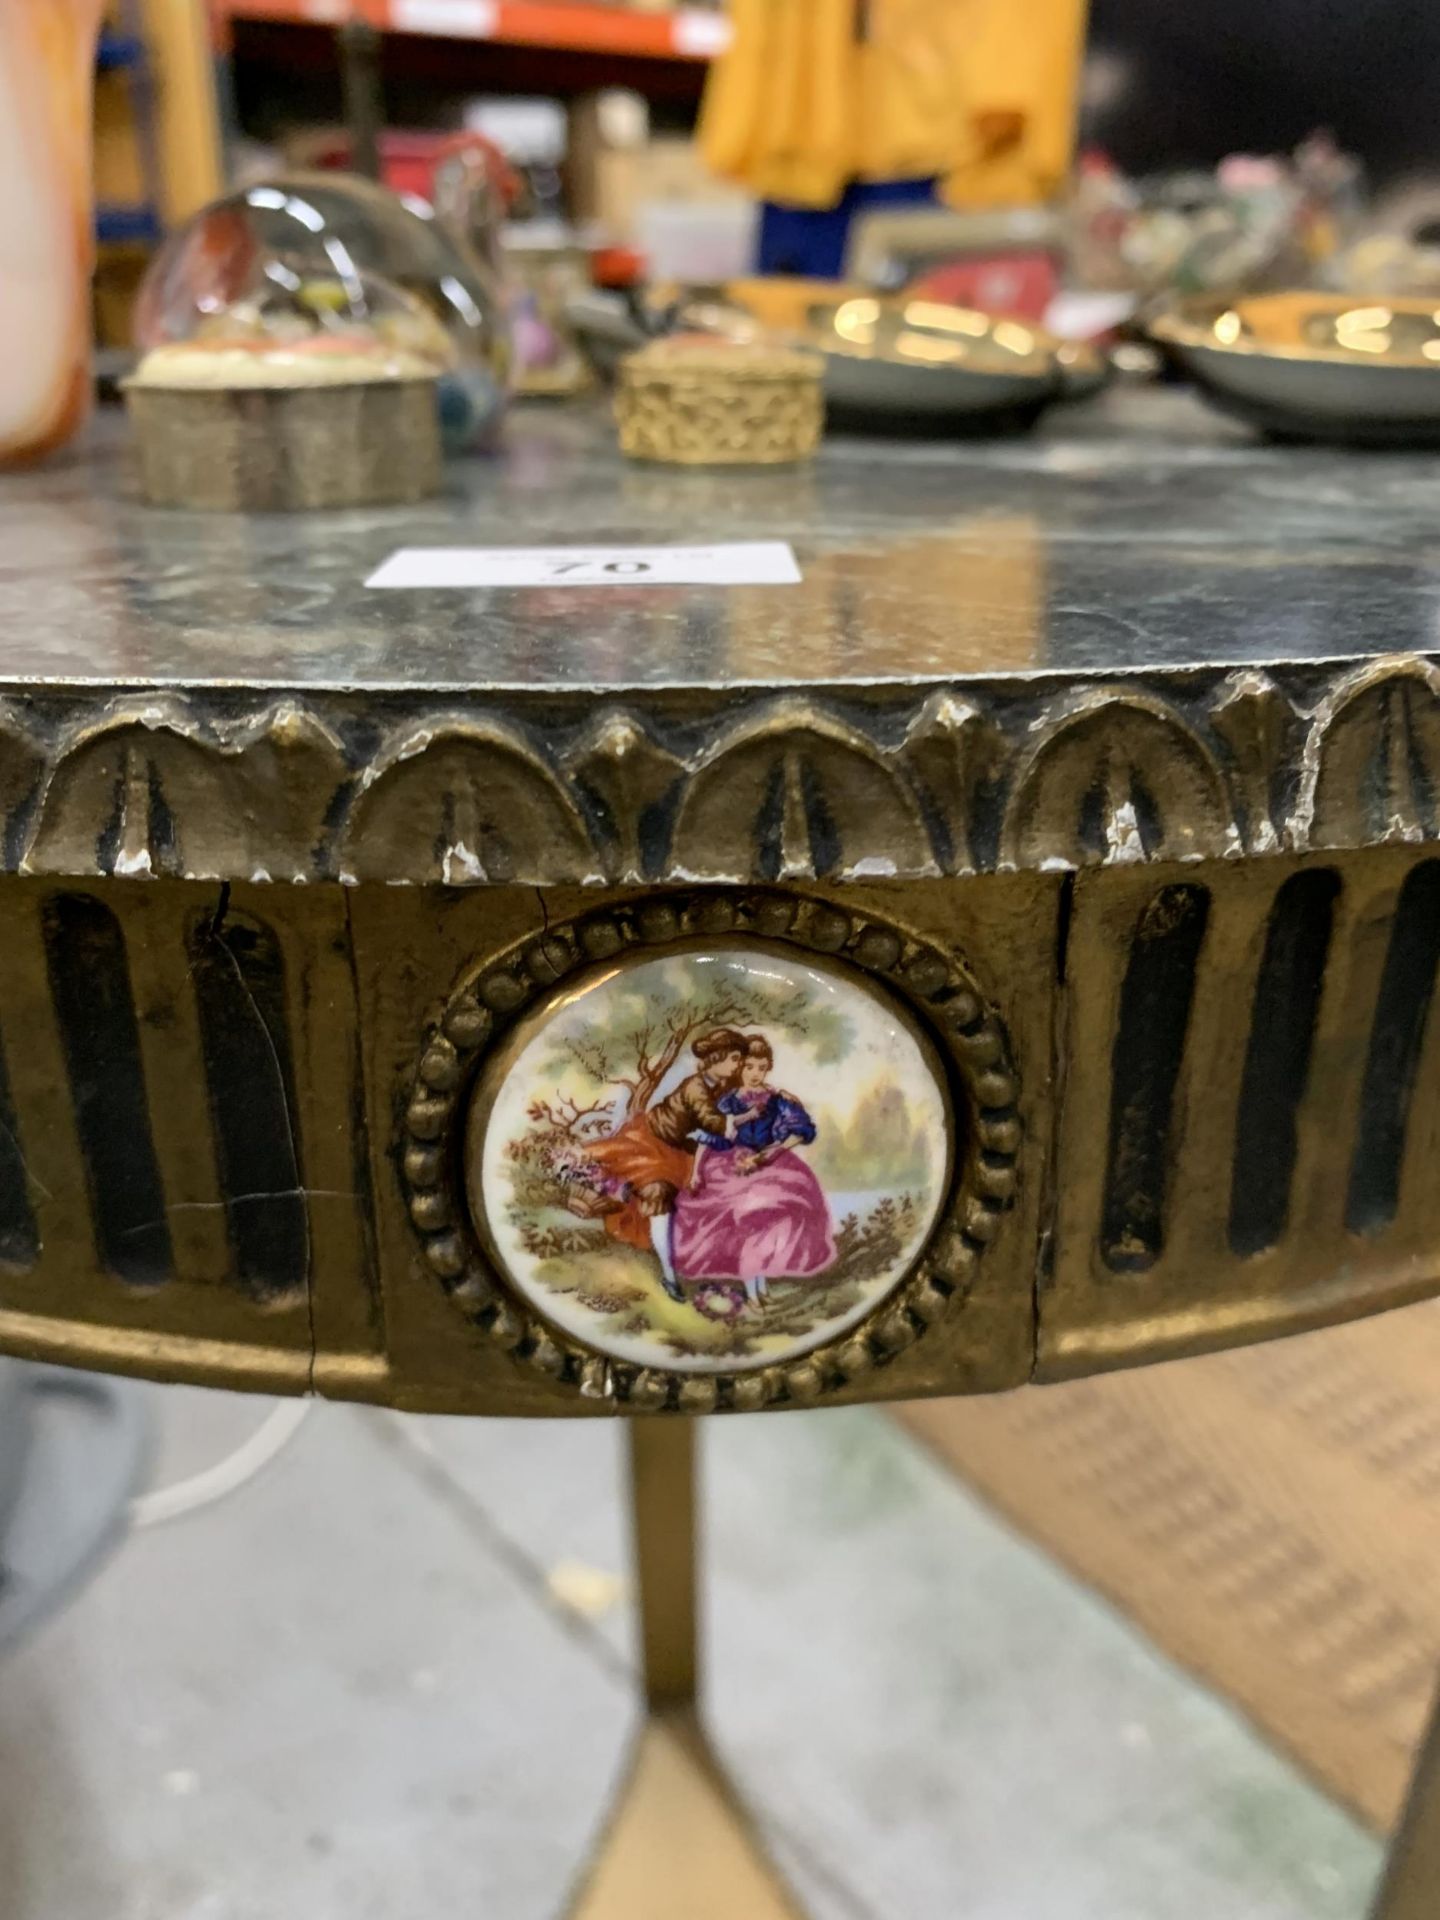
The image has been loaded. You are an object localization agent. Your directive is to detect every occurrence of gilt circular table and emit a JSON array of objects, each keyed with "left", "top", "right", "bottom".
[{"left": 2, "top": 384, "right": 1438, "bottom": 1916}]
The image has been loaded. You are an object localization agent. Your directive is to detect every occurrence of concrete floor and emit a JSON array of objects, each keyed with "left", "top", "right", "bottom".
[{"left": 0, "top": 1388, "right": 1384, "bottom": 1920}]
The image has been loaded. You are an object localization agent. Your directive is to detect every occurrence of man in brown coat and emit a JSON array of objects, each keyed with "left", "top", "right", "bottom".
[{"left": 583, "top": 1028, "right": 747, "bottom": 1299}]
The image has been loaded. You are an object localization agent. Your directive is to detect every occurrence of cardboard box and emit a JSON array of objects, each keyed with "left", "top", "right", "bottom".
[{"left": 569, "top": 93, "right": 741, "bottom": 244}]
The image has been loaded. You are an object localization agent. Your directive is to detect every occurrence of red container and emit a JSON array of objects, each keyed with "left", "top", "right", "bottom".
[
  {"left": 910, "top": 249, "right": 1059, "bottom": 323},
  {"left": 316, "top": 130, "right": 515, "bottom": 207},
  {"left": 314, "top": 132, "right": 451, "bottom": 200}
]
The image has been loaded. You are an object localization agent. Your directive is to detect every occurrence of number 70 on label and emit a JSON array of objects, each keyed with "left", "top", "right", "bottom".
[{"left": 365, "top": 543, "right": 803, "bottom": 590}]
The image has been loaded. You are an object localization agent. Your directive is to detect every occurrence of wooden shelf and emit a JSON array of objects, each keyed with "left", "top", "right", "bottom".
[{"left": 216, "top": 0, "right": 730, "bottom": 60}]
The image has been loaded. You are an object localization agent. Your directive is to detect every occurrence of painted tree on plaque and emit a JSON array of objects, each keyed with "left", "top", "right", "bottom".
[{"left": 508, "top": 964, "right": 852, "bottom": 1222}]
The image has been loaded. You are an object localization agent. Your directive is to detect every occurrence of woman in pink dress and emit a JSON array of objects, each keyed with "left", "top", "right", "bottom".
[{"left": 672, "top": 1035, "right": 835, "bottom": 1306}]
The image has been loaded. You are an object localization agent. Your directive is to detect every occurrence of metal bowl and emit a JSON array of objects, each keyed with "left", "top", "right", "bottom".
[
  {"left": 567, "top": 288, "right": 1107, "bottom": 434},
  {"left": 1149, "top": 292, "right": 1440, "bottom": 444},
  {"left": 806, "top": 297, "right": 1105, "bottom": 432}
]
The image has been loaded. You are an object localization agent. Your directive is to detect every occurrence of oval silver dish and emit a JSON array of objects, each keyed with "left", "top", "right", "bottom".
[
  {"left": 568, "top": 288, "right": 1106, "bottom": 433},
  {"left": 808, "top": 297, "right": 1105, "bottom": 431},
  {"left": 1149, "top": 293, "right": 1440, "bottom": 444}
]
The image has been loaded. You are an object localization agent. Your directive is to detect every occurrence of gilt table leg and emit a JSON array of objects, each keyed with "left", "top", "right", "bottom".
[
  {"left": 1372, "top": 1679, "right": 1440, "bottom": 1919},
  {"left": 568, "top": 1420, "right": 808, "bottom": 1920},
  {"left": 630, "top": 1413, "right": 699, "bottom": 1712}
]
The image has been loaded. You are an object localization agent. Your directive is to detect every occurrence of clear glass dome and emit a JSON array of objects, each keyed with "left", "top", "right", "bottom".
[
  {"left": 135, "top": 173, "right": 511, "bottom": 448},
  {"left": 133, "top": 247, "right": 455, "bottom": 378}
]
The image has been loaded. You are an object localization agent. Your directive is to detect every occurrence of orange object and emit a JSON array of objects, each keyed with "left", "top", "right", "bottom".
[
  {"left": 717, "top": 275, "right": 857, "bottom": 331},
  {"left": 589, "top": 245, "right": 645, "bottom": 289},
  {"left": 0, "top": 0, "right": 103, "bottom": 463}
]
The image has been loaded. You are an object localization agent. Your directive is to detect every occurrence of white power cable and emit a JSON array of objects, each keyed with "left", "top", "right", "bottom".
[{"left": 128, "top": 1398, "right": 313, "bottom": 1529}]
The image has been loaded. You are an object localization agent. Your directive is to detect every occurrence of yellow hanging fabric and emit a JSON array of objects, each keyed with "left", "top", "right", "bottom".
[
  {"left": 699, "top": 0, "right": 1088, "bottom": 210},
  {"left": 940, "top": 0, "right": 1090, "bottom": 207},
  {"left": 693, "top": 0, "right": 770, "bottom": 188},
  {"left": 853, "top": 0, "right": 971, "bottom": 184},
  {"left": 699, "top": 0, "right": 859, "bottom": 209}
]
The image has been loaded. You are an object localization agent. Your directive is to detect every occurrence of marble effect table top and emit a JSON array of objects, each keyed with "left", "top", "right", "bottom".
[{"left": 3, "top": 383, "right": 1439, "bottom": 694}]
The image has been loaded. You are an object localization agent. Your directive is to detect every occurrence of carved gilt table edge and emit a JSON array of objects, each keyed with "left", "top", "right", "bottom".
[{"left": 0, "top": 650, "right": 1438, "bottom": 884}]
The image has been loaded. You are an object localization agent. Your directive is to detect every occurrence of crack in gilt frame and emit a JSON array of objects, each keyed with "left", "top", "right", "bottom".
[{"left": 398, "top": 890, "right": 1021, "bottom": 1414}]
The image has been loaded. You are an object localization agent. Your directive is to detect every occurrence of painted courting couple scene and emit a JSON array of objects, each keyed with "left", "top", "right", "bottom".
[{"left": 478, "top": 951, "right": 949, "bottom": 1372}]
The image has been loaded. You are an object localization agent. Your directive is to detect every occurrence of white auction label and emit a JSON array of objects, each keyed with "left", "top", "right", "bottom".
[
  {"left": 673, "top": 9, "right": 734, "bottom": 56},
  {"left": 388, "top": 0, "right": 498, "bottom": 35},
  {"left": 365, "top": 543, "right": 801, "bottom": 590}
]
